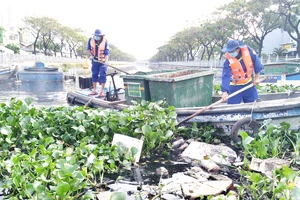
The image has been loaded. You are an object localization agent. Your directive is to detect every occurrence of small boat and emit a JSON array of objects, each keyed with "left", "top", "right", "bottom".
[
  {"left": 66, "top": 70, "right": 300, "bottom": 141},
  {"left": 262, "top": 62, "right": 300, "bottom": 86},
  {"left": 0, "top": 65, "right": 18, "bottom": 81},
  {"left": 17, "top": 61, "right": 63, "bottom": 82}
]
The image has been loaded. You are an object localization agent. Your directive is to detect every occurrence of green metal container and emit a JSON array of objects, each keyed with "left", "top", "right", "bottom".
[
  {"left": 120, "top": 70, "right": 177, "bottom": 105},
  {"left": 264, "top": 62, "right": 300, "bottom": 75},
  {"left": 146, "top": 70, "right": 215, "bottom": 107}
]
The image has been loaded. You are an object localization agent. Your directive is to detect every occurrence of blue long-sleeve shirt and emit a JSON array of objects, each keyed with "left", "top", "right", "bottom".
[{"left": 221, "top": 46, "right": 264, "bottom": 93}]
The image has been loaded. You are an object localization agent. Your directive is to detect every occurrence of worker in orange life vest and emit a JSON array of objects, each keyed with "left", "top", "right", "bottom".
[
  {"left": 87, "top": 29, "right": 110, "bottom": 98},
  {"left": 221, "top": 40, "right": 264, "bottom": 104}
]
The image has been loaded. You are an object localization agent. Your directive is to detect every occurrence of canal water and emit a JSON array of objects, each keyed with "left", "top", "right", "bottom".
[
  {"left": 0, "top": 73, "right": 128, "bottom": 108},
  {"left": 0, "top": 79, "right": 78, "bottom": 107},
  {"left": 0, "top": 62, "right": 151, "bottom": 107}
]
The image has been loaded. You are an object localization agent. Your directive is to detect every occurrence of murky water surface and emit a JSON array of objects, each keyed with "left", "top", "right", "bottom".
[
  {"left": 0, "top": 63, "right": 151, "bottom": 107},
  {"left": 0, "top": 79, "right": 77, "bottom": 107}
]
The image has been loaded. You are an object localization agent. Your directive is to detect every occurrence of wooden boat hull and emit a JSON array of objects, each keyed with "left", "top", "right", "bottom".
[
  {"left": 0, "top": 65, "right": 18, "bottom": 81},
  {"left": 66, "top": 90, "right": 300, "bottom": 136},
  {"left": 0, "top": 70, "right": 13, "bottom": 81},
  {"left": 176, "top": 98, "right": 300, "bottom": 133}
]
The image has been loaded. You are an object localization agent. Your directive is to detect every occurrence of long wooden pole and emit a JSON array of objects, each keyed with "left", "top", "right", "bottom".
[
  {"left": 92, "top": 59, "right": 131, "bottom": 75},
  {"left": 177, "top": 77, "right": 267, "bottom": 125}
]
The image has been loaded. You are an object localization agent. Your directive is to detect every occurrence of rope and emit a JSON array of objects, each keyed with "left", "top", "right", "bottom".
[
  {"left": 84, "top": 98, "right": 93, "bottom": 108},
  {"left": 250, "top": 100, "right": 258, "bottom": 120}
]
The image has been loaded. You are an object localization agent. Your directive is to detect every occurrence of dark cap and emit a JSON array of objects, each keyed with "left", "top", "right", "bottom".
[
  {"left": 94, "top": 29, "right": 104, "bottom": 36},
  {"left": 221, "top": 40, "right": 244, "bottom": 52}
]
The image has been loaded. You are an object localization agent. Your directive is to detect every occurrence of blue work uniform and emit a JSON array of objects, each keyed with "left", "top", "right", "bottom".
[
  {"left": 221, "top": 46, "right": 264, "bottom": 104},
  {"left": 87, "top": 38, "right": 110, "bottom": 83}
]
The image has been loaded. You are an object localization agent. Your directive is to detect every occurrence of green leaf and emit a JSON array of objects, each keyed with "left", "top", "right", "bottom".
[
  {"left": 243, "top": 136, "right": 254, "bottom": 146},
  {"left": 65, "top": 163, "right": 78, "bottom": 174},
  {"left": 82, "top": 190, "right": 95, "bottom": 199},
  {"left": 101, "top": 126, "right": 109, "bottom": 133},
  {"left": 130, "top": 147, "right": 139, "bottom": 156},
  {"left": 78, "top": 125, "right": 86, "bottom": 133},
  {"left": 149, "top": 132, "right": 158, "bottom": 141},
  {"left": 0, "top": 126, "right": 12, "bottom": 135},
  {"left": 110, "top": 191, "right": 126, "bottom": 200},
  {"left": 73, "top": 171, "right": 84, "bottom": 181},
  {"left": 142, "top": 125, "right": 151, "bottom": 135},
  {"left": 164, "top": 130, "right": 173, "bottom": 138},
  {"left": 5, "top": 137, "right": 13, "bottom": 144},
  {"left": 87, "top": 153, "right": 96, "bottom": 164},
  {"left": 249, "top": 172, "right": 262, "bottom": 182},
  {"left": 56, "top": 181, "right": 70, "bottom": 196}
]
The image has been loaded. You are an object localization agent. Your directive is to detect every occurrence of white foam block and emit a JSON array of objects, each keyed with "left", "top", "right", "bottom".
[{"left": 111, "top": 134, "right": 143, "bottom": 163}]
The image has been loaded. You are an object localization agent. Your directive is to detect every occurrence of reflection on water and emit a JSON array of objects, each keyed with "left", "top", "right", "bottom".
[
  {"left": 0, "top": 62, "right": 152, "bottom": 108},
  {"left": 0, "top": 79, "right": 78, "bottom": 108},
  {"left": 18, "top": 81, "right": 64, "bottom": 93},
  {"left": 0, "top": 74, "right": 126, "bottom": 108}
]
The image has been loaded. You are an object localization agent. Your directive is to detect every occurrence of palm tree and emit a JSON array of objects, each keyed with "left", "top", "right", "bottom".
[{"left": 272, "top": 47, "right": 287, "bottom": 57}]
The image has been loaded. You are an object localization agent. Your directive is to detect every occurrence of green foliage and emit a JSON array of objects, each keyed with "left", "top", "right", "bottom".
[
  {"left": 273, "top": 47, "right": 288, "bottom": 56},
  {"left": 213, "top": 83, "right": 300, "bottom": 95},
  {"left": 22, "top": 16, "right": 134, "bottom": 59},
  {"left": 236, "top": 119, "right": 300, "bottom": 199},
  {"left": 109, "top": 44, "right": 136, "bottom": 62},
  {"left": 0, "top": 26, "right": 4, "bottom": 44},
  {"left": 0, "top": 98, "right": 177, "bottom": 199},
  {"left": 213, "top": 84, "right": 222, "bottom": 95},
  {"left": 240, "top": 120, "right": 300, "bottom": 161},
  {"left": 176, "top": 122, "right": 220, "bottom": 143},
  {"left": 256, "top": 84, "right": 300, "bottom": 94},
  {"left": 236, "top": 167, "right": 300, "bottom": 199},
  {"left": 110, "top": 192, "right": 126, "bottom": 200},
  {"left": 5, "top": 43, "right": 20, "bottom": 54}
]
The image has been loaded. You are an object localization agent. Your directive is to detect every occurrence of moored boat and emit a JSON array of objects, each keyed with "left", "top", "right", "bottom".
[
  {"left": 0, "top": 64, "right": 18, "bottom": 81},
  {"left": 66, "top": 69, "right": 300, "bottom": 141},
  {"left": 17, "top": 61, "right": 63, "bottom": 82},
  {"left": 262, "top": 62, "right": 300, "bottom": 85},
  {"left": 67, "top": 90, "right": 300, "bottom": 137}
]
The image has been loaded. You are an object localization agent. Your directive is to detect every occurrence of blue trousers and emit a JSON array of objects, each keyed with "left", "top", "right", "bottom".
[
  {"left": 227, "top": 83, "right": 258, "bottom": 104},
  {"left": 91, "top": 61, "right": 107, "bottom": 83}
]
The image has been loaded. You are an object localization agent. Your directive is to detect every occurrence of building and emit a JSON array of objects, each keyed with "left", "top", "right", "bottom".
[
  {"left": 0, "top": 5, "right": 20, "bottom": 46},
  {"left": 262, "top": 28, "right": 297, "bottom": 56}
]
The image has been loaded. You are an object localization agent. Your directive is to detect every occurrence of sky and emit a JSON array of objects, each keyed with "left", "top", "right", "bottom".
[{"left": 3, "top": 0, "right": 234, "bottom": 60}]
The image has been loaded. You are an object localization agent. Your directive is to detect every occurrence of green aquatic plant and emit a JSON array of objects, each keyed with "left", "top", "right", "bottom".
[
  {"left": 240, "top": 120, "right": 300, "bottom": 162},
  {"left": 236, "top": 167, "right": 300, "bottom": 200},
  {"left": 213, "top": 83, "right": 300, "bottom": 95},
  {"left": 0, "top": 98, "right": 178, "bottom": 199},
  {"left": 176, "top": 122, "right": 221, "bottom": 144}
]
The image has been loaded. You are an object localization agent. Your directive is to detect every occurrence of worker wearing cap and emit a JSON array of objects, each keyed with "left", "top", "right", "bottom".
[
  {"left": 87, "top": 29, "right": 110, "bottom": 97},
  {"left": 221, "top": 39, "right": 264, "bottom": 104}
]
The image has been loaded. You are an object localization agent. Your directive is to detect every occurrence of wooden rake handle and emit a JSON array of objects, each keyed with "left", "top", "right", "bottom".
[
  {"left": 177, "top": 76, "right": 267, "bottom": 125},
  {"left": 92, "top": 59, "right": 131, "bottom": 75}
]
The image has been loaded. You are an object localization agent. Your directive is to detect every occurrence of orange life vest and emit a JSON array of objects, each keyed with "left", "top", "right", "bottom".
[
  {"left": 90, "top": 36, "right": 107, "bottom": 61},
  {"left": 225, "top": 46, "right": 254, "bottom": 85}
]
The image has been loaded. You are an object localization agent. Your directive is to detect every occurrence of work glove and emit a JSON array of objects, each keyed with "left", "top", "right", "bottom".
[
  {"left": 89, "top": 56, "right": 94, "bottom": 60},
  {"left": 105, "top": 60, "right": 109, "bottom": 65}
]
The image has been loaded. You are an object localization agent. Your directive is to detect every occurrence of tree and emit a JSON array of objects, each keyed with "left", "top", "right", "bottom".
[
  {"left": 216, "top": 0, "right": 281, "bottom": 57},
  {"left": 23, "top": 16, "right": 48, "bottom": 54},
  {"left": 272, "top": 0, "right": 300, "bottom": 56},
  {"left": 40, "top": 17, "right": 61, "bottom": 56},
  {"left": 273, "top": 47, "right": 287, "bottom": 56},
  {"left": 172, "top": 29, "right": 199, "bottom": 61},
  {"left": 5, "top": 43, "right": 20, "bottom": 54},
  {"left": 0, "top": 26, "right": 5, "bottom": 44}
]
